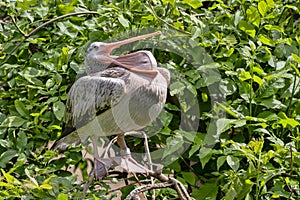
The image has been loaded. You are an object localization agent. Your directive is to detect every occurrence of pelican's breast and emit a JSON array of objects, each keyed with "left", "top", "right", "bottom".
[{"left": 90, "top": 71, "right": 167, "bottom": 135}]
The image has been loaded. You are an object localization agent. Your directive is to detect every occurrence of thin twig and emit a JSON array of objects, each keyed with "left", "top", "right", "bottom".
[
  {"left": 140, "top": 131, "right": 156, "bottom": 200},
  {"left": 26, "top": 11, "right": 98, "bottom": 38},
  {"left": 10, "top": 15, "right": 27, "bottom": 36},
  {"left": 103, "top": 136, "right": 117, "bottom": 157},
  {"left": 124, "top": 171, "right": 195, "bottom": 200},
  {"left": 3, "top": 11, "right": 98, "bottom": 64},
  {"left": 146, "top": 0, "right": 191, "bottom": 35},
  {"left": 124, "top": 182, "right": 174, "bottom": 200},
  {"left": 109, "top": 179, "right": 151, "bottom": 193}
]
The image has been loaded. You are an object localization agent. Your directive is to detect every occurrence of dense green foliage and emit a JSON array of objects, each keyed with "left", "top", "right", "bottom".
[{"left": 1, "top": 0, "right": 300, "bottom": 199}]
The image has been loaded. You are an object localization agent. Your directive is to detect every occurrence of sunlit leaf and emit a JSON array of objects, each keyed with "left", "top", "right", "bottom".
[
  {"left": 258, "top": 34, "right": 275, "bottom": 46},
  {"left": 258, "top": 1, "right": 268, "bottom": 17},
  {"left": 226, "top": 155, "right": 240, "bottom": 171},
  {"left": 246, "top": 6, "right": 261, "bottom": 27},
  {"left": 264, "top": 25, "right": 284, "bottom": 33},
  {"left": 291, "top": 53, "right": 300, "bottom": 64},
  {"left": 239, "top": 71, "right": 252, "bottom": 81},
  {"left": 266, "top": 0, "right": 275, "bottom": 9},
  {"left": 39, "top": 184, "right": 53, "bottom": 190},
  {"left": 118, "top": 14, "right": 130, "bottom": 28},
  {"left": 253, "top": 75, "right": 264, "bottom": 86},
  {"left": 58, "top": 193, "right": 69, "bottom": 200},
  {"left": 239, "top": 20, "right": 256, "bottom": 38},
  {"left": 53, "top": 101, "right": 65, "bottom": 121},
  {"left": 182, "top": 0, "right": 202, "bottom": 9},
  {"left": 0, "top": 116, "right": 27, "bottom": 128}
]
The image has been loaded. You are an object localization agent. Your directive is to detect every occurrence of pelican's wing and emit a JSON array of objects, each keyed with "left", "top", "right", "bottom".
[{"left": 52, "top": 69, "right": 128, "bottom": 151}]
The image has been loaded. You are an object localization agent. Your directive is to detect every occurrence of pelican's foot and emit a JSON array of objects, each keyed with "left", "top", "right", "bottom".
[
  {"left": 94, "top": 157, "right": 114, "bottom": 180},
  {"left": 118, "top": 148, "right": 153, "bottom": 174}
]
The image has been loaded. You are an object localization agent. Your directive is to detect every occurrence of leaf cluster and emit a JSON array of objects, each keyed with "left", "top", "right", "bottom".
[{"left": 0, "top": 0, "right": 300, "bottom": 199}]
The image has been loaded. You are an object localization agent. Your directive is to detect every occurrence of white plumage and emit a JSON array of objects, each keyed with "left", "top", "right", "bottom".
[{"left": 52, "top": 32, "right": 169, "bottom": 178}]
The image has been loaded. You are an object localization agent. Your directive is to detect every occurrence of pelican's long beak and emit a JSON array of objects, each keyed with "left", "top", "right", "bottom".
[
  {"left": 104, "top": 31, "right": 161, "bottom": 54},
  {"left": 101, "top": 32, "right": 161, "bottom": 76}
]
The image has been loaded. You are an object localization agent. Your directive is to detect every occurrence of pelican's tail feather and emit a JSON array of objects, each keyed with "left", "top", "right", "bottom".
[{"left": 51, "top": 130, "right": 87, "bottom": 152}]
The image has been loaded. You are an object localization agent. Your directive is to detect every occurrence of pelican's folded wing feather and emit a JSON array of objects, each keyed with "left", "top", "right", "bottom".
[{"left": 51, "top": 69, "right": 128, "bottom": 151}]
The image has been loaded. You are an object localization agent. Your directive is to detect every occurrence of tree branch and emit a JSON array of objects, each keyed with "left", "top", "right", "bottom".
[
  {"left": 26, "top": 11, "right": 98, "bottom": 39},
  {"left": 125, "top": 182, "right": 174, "bottom": 200},
  {"left": 10, "top": 15, "right": 27, "bottom": 37},
  {"left": 124, "top": 171, "right": 195, "bottom": 200},
  {"left": 3, "top": 11, "right": 98, "bottom": 65}
]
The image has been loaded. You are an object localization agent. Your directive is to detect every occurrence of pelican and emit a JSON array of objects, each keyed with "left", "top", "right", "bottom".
[{"left": 52, "top": 31, "right": 170, "bottom": 179}]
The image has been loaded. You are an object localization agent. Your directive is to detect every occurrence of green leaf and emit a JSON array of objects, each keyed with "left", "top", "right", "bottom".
[
  {"left": 19, "top": 67, "right": 47, "bottom": 77},
  {"left": 258, "top": 1, "right": 268, "bottom": 16},
  {"left": 0, "top": 150, "right": 18, "bottom": 168},
  {"left": 239, "top": 20, "right": 256, "bottom": 38},
  {"left": 191, "top": 182, "right": 218, "bottom": 200},
  {"left": 169, "top": 81, "right": 185, "bottom": 96},
  {"left": 16, "top": 131, "right": 28, "bottom": 150},
  {"left": 58, "top": 4, "right": 75, "bottom": 14},
  {"left": 181, "top": 172, "right": 196, "bottom": 185},
  {"left": 199, "top": 147, "right": 213, "bottom": 168},
  {"left": 246, "top": 6, "right": 260, "bottom": 27},
  {"left": 182, "top": 0, "right": 202, "bottom": 9},
  {"left": 14, "top": 100, "right": 30, "bottom": 118},
  {"left": 217, "top": 156, "right": 227, "bottom": 171},
  {"left": 162, "top": 0, "right": 175, "bottom": 6},
  {"left": 264, "top": 25, "right": 284, "bottom": 33},
  {"left": 219, "top": 78, "right": 237, "bottom": 96},
  {"left": 266, "top": 0, "right": 275, "bottom": 8},
  {"left": 239, "top": 71, "right": 252, "bottom": 81},
  {"left": 0, "top": 116, "right": 27, "bottom": 127},
  {"left": 227, "top": 155, "right": 239, "bottom": 171},
  {"left": 25, "top": 168, "right": 39, "bottom": 187},
  {"left": 39, "top": 184, "right": 53, "bottom": 190},
  {"left": 118, "top": 14, "right": 130, "bottom": 28},
  {"left": 278, "top": 118, "right": 299, "bottom": 128},
  {"left": 291, "top": 53, "right": 300, "bottom": 64},
  {"left": 278, "top": 112, "right": 288, "bottom": 119},
  {"left": 258, "top": 34, "right": 274, "bottom": 46},
  {"left": 57, "top": 22, "right": 77, "bottom": 38},
  {"left": 53, "top": 101, "right": 65, "bottom": 121},
  {"left": 162, "top": 135, "right": 184, "bottom": 159},
  {"left": 1, "top": 169, "right": 14, "bottom": 183},
  {"left": 253, "top": 75, "right": 264, "bottom": 86},
  {"left": 237, "top": 179, "right": 255, "bottom": 199},
  {"left": 57, "top": 193, "right": 69, "bottom": 200},
  {"left": 257, "top": 111, "right": 278, "bottom": 121},
  {"left": 260, "top": 98, "right": 285, "bottom": 109},
  {"left": 189, "top": 144, "right": 201, "bottom": 157},
  {"left": 216, "top": 118, "right": 234, "bottom": 135}
]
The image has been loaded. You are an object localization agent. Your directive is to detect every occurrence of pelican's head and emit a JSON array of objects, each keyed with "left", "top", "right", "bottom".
[
  {"left": 86, "top": 42, "right": 108, "bottom": 56},
  {"left": 84, "top": 31, "right": 161, "bottom": 74},
  {"left": 84, "top": 42, "right": 111, "bottom": 73}
]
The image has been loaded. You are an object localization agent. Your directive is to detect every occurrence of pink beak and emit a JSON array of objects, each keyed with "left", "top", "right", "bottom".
[
  {"left": 103, "top": 31, "right": 161, "bottom": 55},
  {"left": 97, "top": 32, "right": 161, "bottom": 78}
]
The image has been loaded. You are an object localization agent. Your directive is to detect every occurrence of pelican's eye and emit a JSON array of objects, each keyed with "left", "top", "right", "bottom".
[{"left": 93, "top": 45, "right": 99, "bottom": 50}]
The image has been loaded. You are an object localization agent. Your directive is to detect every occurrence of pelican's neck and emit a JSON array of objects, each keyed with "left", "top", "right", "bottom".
[{"left": 84, "top": 57, "right": 108, "bottom": 74}]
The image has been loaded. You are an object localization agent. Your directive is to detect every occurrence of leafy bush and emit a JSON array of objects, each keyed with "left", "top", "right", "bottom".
[{"left": 0, "top": 0, "right": 300, "bottom": 199}]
